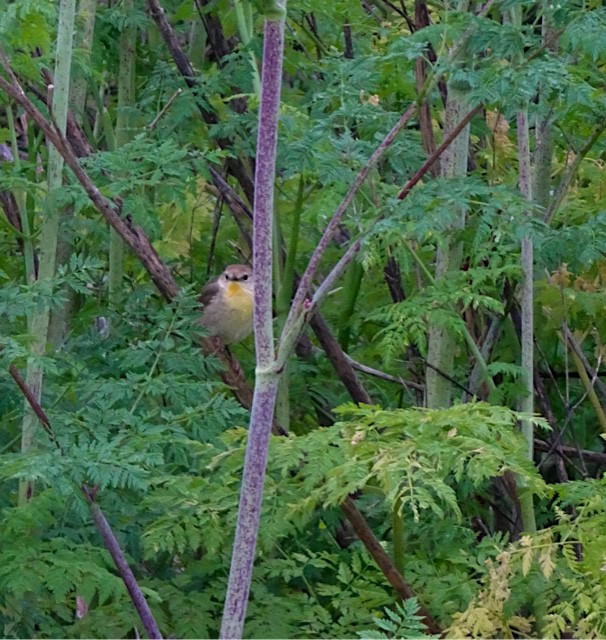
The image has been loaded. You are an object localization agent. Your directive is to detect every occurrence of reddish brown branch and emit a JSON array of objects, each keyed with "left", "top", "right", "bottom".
[
  {"left": 309, "top": 314, "right": 372, "bottom": 405},
  {"left": 397, "top": 103, "right": 483, "bottom": 200},
  {"left": 340, "top": 497, "right": 441, "bottom": 635},
  {"left": 8, "top": 364, "right": 63, "bottom": 452},
  {"left": 0, "top": 57, "right": 180, "bottom": 302},
  {"left": 146, "top": 0, "right": 254, "bottom": 203},
  {"left": 0, "top": 54, "right": 257, "bottom": 410}
]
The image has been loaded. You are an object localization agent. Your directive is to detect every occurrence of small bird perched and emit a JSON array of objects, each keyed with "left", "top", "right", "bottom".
[{"left": 199, "top": 264, "right": 254, "bottom": 344}]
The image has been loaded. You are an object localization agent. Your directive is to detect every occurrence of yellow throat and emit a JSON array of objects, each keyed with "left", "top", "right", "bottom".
[{"left": 225, "top": 281, "right": 254, "bottom": 322}]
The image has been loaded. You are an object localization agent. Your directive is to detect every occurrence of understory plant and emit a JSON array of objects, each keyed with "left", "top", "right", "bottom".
[{"left": 2, "top": 0, "right": 606, "bottom": 638}]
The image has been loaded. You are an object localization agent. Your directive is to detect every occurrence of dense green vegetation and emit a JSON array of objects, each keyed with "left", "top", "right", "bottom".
[{"left": 2, "top": 0, "right": 606, "bottom": 637}]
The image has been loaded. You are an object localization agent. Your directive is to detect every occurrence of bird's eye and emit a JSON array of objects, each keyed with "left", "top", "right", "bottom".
[
  {"left": 242, "top": 274, "right": 248, "bottom": 281},
  {"left": 224, "top": 273, "right": 229, "bottom": 279}
]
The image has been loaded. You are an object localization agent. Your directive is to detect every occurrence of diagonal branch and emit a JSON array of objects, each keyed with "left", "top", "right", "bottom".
[
  {"left": 340, "top": 497, "right": 441, "bottom": 635},
  {"left": 561, "top": 323, "right": 606, "bottom": 403},
  {"left": 309, "top": 313, "right": 373, "bottom": 404},
  {"left": 397, "top": 103, "right": 483, "bottom": 200},
  {"left": 0, "top": 52, "right": 179, "bottom": 302},
  {"left": 544, "top": 116, "right": 606, "bottom": 224},
  {"left": 0, "top": 54, "right": 258, "bottom": 410},
  {"left": 146, "top": 0, "right": 255, "bottom": 203},
  {"left": 280, "top": 103, "right": 418, "bottom": 353},
  {"left": 8, "top": 364, "right": 62, "bottom": 453},
  {"left": 283, "top": 103, "right": 483, "bottom": 355},
  {"left": 83, "top": 487, "right": 163, "bottom": 639},
  {"left": 8, "top": 362, "right": 163, "bottom": 639}
]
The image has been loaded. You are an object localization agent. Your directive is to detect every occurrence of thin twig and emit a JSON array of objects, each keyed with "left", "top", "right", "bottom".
[
  {"left": 147, "top": 87, "right": 183, "bottom": 131},
  {"left": 146, "top": 0, "right": 255, "bottom": 203},
  {"left": 343, "top": 353, "right": 424, "bottom": 392},
  {"left": 376, "top": 0, "right": 413, "bottom": 25},
  {"left": 421, "top": 357, "right": 474, "bottom": 396},
  {"left": 561, "top": 323, "right": 606, "bottom": 402},
  {"left": 535, "top": 439, "right": 606, "bottom": 466}
]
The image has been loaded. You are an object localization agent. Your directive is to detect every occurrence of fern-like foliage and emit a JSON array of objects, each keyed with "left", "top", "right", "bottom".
[
  {"left": 357, "top": 598, "right": 438, "bottom": 639},
  {"left": 0, "top": 286, "right": 247, "bottom": 638}
]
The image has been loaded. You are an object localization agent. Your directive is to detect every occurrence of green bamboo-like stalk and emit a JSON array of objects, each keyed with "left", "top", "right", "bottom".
[
  {"left": 392, "top": 496, "right": 405, "bottom": 576},
  {"left": 425, "top": 84, "right": 470, "bottom": 409},
  {"left": 274, "top": 175, "right": 306, "bottom": 431},
  {"left": 533, "top": 118, "right": 554, "bottom": 212},
  {"left": 70, "top": 0, "right": 97, "bottom": 120},
  {"left": 234, "top": 0, "right": 261, "bottom": 95},
  {"left": 405, "top": 240, "right": 497, "bottom": 396},
  {"left": 507, "top": 0, "right": 536, "bottom": 532},
  {"left": 533, "top": 1, "right": 555, "bottom": 214},
  {"left": 48, "top": 0, "right": 98, "bottom": 349},
  {"left": 517, "top": 107, "right": 537, "bottom": 533},
  {"left": 273, "top": 200, "right": 289, "bottom": 432},
  {"left": 419, "top": 0, "right": 496, "bottom": 409},
  {"left": 276, "top": 174, "right": 304, "bottom": 317},
  {"left": 19, "top": 0, "right": 76, "bottom": 504},
  {"left": 109, "top": 0, "right": 137, "bottom": 307}
]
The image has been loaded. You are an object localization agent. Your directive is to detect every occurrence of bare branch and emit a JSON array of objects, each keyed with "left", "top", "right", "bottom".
[
  {"left": 146, "top": 0, "right": 255, "bottom": 203},
  {"left": 83, "top": 490, "right": 164, "bottom": 639},
  {"left": 545, "top": 116, "right": 606, "bottom": 224},
  {"left": 309, "top": 313, "right": 373, "bottom": 404},
  {"left": 397, "top": 104, "right": 483, "bottom": 200},
  {"left": 281, "top": 103, "right": 417, "bottom": 347},
  {"left": 340, "top": 497, "right": 441, "bottom": 635},
  {"left": 0, "top": 54, "right": 180, "bottom": 302},
  {"left": 8, "top": 359, "right": 163, "bottom": 638}
]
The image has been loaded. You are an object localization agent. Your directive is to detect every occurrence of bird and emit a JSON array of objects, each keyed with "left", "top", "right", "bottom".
[{"left": 199, "top": 264, "right": 254, "bottom": 344}]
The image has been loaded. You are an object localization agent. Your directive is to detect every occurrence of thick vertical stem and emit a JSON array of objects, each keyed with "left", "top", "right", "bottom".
[
  {"left": 533, "top": 1, "right": 556, "bottom": 212},
  {"left": 70, "top": 0, "right": 97, "bottom": 118},
  {"left": 19, "top": 0, "right": 76, "bottom": 503},
  {"left": 517, "top": 108, "right": 537, "bottom": 533},
  {"left": 109, "top": 0, "right": 137, "bottom": 306},
  {"left": 220, "top": 10, "right": 286, "bottom": 639},
  {"left": 220, "top": 377, "right": 280, "bottom": 639},
  {"left": 48, "top": 0, "right": 98, "bottom": 348},
  {"left": 252, "top": 20, "right": 282, "bottom": 366},
  {"left": 425, "top": 86, "right": 470, "bottom": 408}
]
